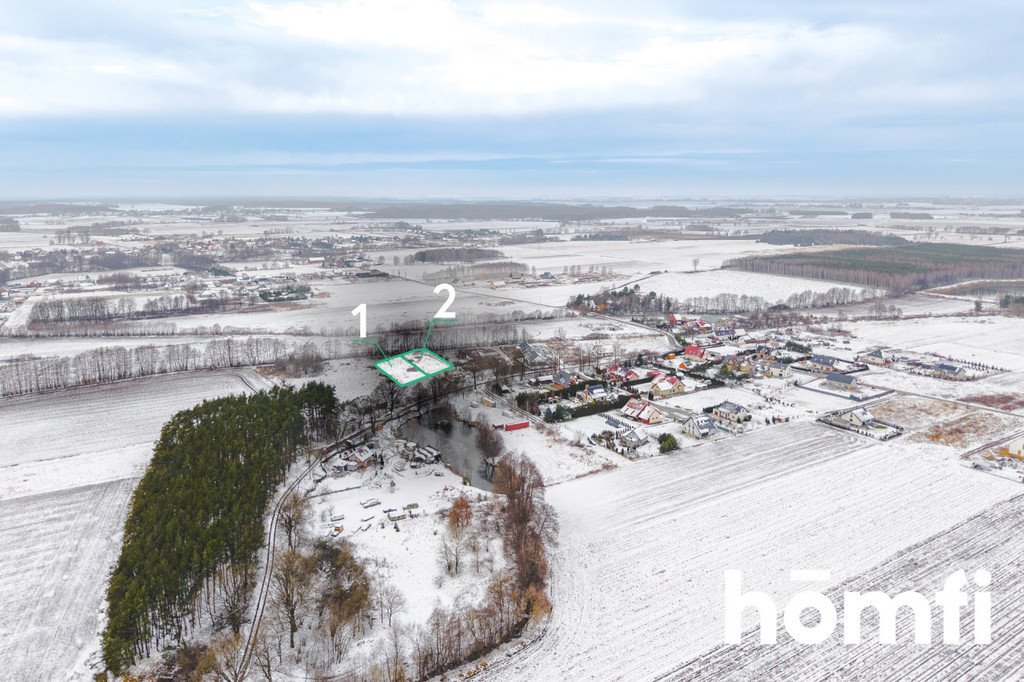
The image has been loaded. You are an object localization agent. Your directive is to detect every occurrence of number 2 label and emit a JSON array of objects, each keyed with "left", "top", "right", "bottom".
[{"left": 434, "top": 283, "right": 456, "bottom": 319}]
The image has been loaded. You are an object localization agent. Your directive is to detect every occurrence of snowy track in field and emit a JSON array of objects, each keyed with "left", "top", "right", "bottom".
[
  {"left": 670, "top": 493, "right": 1024, "bottom": 680},
  {"left": 481, "top": 421, "right": 1021, "bottom": 681}
]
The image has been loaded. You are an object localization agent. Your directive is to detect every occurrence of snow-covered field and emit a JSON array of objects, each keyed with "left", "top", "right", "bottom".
[
  {"left": 0, "top": 369, "right": 265, "bottom": 499},
  {"left": 480, "top": 421, "right": 1021, "bottom": 681},
  {"left": 0, "top": 478, "right": 136, "bottom": 680},
  {"left": 849, "top": 316, "right": 1024, "bottom": 371},
  {"left": 640, "top": 269, "right": 875, "bottom": 303},
  {"left": 674, "top": 493, "right": 1024, "bottom": 680}
]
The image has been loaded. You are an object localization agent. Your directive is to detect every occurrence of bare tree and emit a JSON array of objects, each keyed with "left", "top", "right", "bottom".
[
  {"left": 279, "top": 491, "right": 312, "bottom": 551},
  {"left": 272, "top": 550, "right": 317, "bottom": 648}
]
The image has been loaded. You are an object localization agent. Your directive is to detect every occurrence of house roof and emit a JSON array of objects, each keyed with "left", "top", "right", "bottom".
[
  {"left": 933, "top": 363, "right": 963, "bottom": 373},
  {"left": 850, "top": 408, "right": 873, "bottom": 422},
  {"left": 810, "top": 355, "right": 836, "bottom": 367},
  {"left": 717, "top": 401, "right": 746, "bottom": 414},
  {"left": 826, "top": 372, "right": 855, "bottom": 385},
  {"left": 770, "top": 361, "right": 788, "bottom": 369}
]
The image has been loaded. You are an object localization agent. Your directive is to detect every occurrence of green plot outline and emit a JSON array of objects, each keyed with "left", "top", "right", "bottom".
[{"left": 354, "top": 318, "right": 457, "bottom": 387}]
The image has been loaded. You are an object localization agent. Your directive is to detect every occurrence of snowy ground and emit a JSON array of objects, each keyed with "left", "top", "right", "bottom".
[
  {"left": 673, "top": 493, "right": 1024, "bottom": 680},
  {"left": 0, "top": 369, "right": 265, "bottom": 499},
  {"left": 0, "top": 478, "right": 136, "bottom": 681},
  {"left": 479, "top": 421, "right": 1021, "bottom": 681},
  {"left": 640, "top": 269, "right": 876, "bottom": 304}
]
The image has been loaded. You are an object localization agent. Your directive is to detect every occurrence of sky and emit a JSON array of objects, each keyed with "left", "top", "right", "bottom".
[{"left": 1, "top": 0, "right": 1022, "bottom": 199}]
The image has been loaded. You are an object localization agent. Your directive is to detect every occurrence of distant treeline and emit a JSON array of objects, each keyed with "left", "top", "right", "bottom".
[
  {"left": 422, "top": 260, "right": 529, "bottom": 284},
  {"left": 0, "top": 217, "right": 19, "bottom": 232},
  {"left": 29, "top": 294, "right": 233, "bottom": 325},
  {"left": 568, "top": 283, "right": 872, "bottom": 315},
  {"left": 2, "top": 249, "right": 159, "bottom": 283},
  {"left": 102, "top": 383, "right": 341, "bottom": 674},
  {"left": 0, "top": 202, "right": 116, "bottom": 216},
  {"left": 758, "top": 229, "right": 907, "bottom": 247},
  {"left": 0, "top": 337, "right": 327, "bottom": 397},
  {"left": 404, "top": 247, "right": 504, "bottom": 264},
  {"left": 331, "top": 202, "right": 752, "bottom": 222},
  {"left": 570, "top": 233, "right": 629, "bottom": 241},
  {"left": 890, "top": 212, "right": 933, "bottom": 219},
  {"left": 726, "top": 243, "right": 1024, "bottom": 295}
]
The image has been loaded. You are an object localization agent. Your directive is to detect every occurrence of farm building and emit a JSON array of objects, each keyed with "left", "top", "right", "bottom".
[
  {"left": 713, "top": 401, "right": 751, "bottom": 423},
  {"left": 620, "top": 398, "right": 664, "bottom": 424},
  {"left": 681, "top": 414, "right": 715, "bottom": 438},
  {"left": 825, "top": 372, "right": 857, "bottom": 390}
]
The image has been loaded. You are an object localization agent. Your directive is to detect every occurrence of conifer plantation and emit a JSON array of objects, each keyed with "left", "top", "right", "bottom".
[{"left": 101, "top": 382, "right": 341, "bottom": 674}]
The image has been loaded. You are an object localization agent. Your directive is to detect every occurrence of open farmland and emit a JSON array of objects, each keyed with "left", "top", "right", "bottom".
[
  {"left": 639, "top": 269, "right": 877, "bottom": 305},
  {"left": 0, "top": 478, "right": 136, "bottom": 680},
  {"left": 480, "top": 421, "right": 1020, "bottom": 681},
  {"left": 671, "top": 493, "right": 1024, "bottom": 680},
  {"left": 0, "top": 369, "right": 265, "bottom": 498}
]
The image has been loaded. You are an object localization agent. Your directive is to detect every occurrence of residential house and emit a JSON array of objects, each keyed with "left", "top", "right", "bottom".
[
  {"left": 931, "top": 363, "right": 966, "bottom": 379},
  {"left": 651, "top": 375, "right": 686, "bottom": 398},
  {"left": 580, "top": 383, "right": 610, "bottom": 403},
  {"left": 618, "top": 426, "right": 649, "bottom": 450},
  {"left": 807, "top": 355, "right": 837, "bottom": 373},
  {"left": 683, "top": 345, "right": 706, "bottom": 360},
  {"left": 682, "top": 413, "right": 715, "bottom": 438},
  {"left": 767, "top": 361, "right": 792, "bottom": 379},
  {"left": 723, "top": 355, "right": 752, "bottom": 374},
  {"left": 713, "top": 401, "right": 751, "bottom": 423},
  {"left": 620, "top": 397, "right": 664, "bottom": 424},
  {"left": 552, "top": 369, "right": 574, "bottom": 389},
  {"left": 860, "top": 349, "right": 891, "bottom": 366},
  {"left": 825, "top": 372, "right": 857, "bottom": 390},
  {"left": 838, "top": 407, "right": 874, "bottom": 428}
]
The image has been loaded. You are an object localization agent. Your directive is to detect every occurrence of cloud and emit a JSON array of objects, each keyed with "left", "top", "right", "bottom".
[{"left": 0, "top": 0, "right": 1009, "bottom": 119}]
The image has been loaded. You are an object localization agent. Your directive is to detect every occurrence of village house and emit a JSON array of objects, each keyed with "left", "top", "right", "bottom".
[
  {"left": 580, "top": 383, "right": 611, "bottom": 403},
  {"left": 825, "top": 372, "right": 857, "bottom": 390},
  {"left": 618, "top": 426, "right": 649, "bottom": 451},
  {"left": 860, "top": 349, "right": 892, "bottom": 366},
  {"left": 682, "top": 413, "right": 715, "bottom": 438},
  {"left": 931, "top": 362, "right": 966, "bottom": 379},
  {"left": 552, "top": 369, "right": 574, "bottom": 389},
  {"left": 683, "top": 345, "right": 706, "bottom": 360},
  {"left": 807, "top": 355, "right": 837, "bottom": 373},
  {"left": 767, "top": 361, "right": 792, "bottom": 379},
  {"left": 713, "top": 401, "right": 751, "bottom": 423},
  {"left": 620, "top": 397, "right": 664, "bottom": 424},
  {"left": 839, "top": 407, "right": 875, "bottom": 428},
  {"left": 723, "top": 355, "right": 752, "bottom": 374},
  {"left": 651, "top": 374, "right": 687, "bottom": 398}
]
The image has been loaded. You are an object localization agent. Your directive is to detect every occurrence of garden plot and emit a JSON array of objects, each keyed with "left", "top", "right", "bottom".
[
  {"left": 0, "top": 478, "right": 135, "bottom": 680},
  {"left": 479, "top": 421, "right": 1020, "bottom": 682},
  {"left": 0, "top": 369, "right": 260, "bottom": 499},
  {"left": 671, "top": 493, "right": 1024, "bottom": 680}
]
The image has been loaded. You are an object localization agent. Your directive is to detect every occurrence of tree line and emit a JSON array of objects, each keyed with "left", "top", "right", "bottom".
[
  {"left": 102, "top": 383, "right": 342, "bottom": 674},
  {"left": 725, "top": 243, "right": 1024, "bottom": 296},
  {"left": 404, "top": 247, "right": 505, "bottom": 264},
  {"left": 28, "top": 293, "right": 236, "bottom": 325},
  {"left": 0, "top": 337, "right": 327, "bottom": 397}
]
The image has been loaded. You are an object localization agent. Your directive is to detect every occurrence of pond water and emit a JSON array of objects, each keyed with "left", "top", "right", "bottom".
[{"left": 399, "top": 409, "right": 494, "bottom": 491}]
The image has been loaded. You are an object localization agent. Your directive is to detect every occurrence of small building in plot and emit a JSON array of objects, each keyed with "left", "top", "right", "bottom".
[
  {"left": 620, "top": 397, "right": 664, "bottom": 424},
  {"left": 682, "top": 414, "right": 715, "bottom": 438},
  {"left": 713, "top": 401, "right": 751, "bottom": 423},
  {"left": 825, "top": 372, "right": 857, "bottom": 390},
  {"left": 552, "top": 369, "right": 575, "bottom": 389},
  {"left": 651, "top": 375, "right": 686, "bottom": 398}
]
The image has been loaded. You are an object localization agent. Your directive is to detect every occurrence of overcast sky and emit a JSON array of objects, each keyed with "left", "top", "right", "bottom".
[{"left": 2, "top": 0, "right": 1022, "bottom": 199}]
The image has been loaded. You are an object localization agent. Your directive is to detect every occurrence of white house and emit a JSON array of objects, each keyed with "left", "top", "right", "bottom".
[
  {"left": 682, "top": 414, "right": 715, "bottom": 438},
  {"left": 713, "top": 401, "right": 751, "bottom": 423}
]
